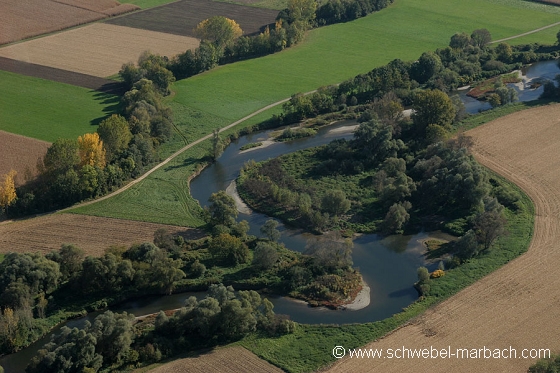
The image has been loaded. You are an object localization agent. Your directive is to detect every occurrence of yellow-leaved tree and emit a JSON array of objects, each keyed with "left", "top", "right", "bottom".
[
  {"left": 0, "top": 169, "right": 17, "bottom": 213},
  {"left": 78, "top": 133, "right": 106, "bottom": 168},
  {"left": 194, "top": 16, "right": 242, "bottom": 48}
]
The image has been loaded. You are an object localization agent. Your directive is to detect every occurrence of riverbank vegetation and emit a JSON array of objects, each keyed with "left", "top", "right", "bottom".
[{"left": 0, "top": 191, "right": 362, "bottom": 366}]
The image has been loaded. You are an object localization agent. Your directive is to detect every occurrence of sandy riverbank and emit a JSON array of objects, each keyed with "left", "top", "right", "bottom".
[
  {"left": 343, "top": 279, "right": 371, "bottom": 311},
  {"left": 226, "top": 180, "right": 252, "bottom": 215}
]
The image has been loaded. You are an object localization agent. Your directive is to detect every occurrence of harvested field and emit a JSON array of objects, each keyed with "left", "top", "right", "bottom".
[
  {"left": 0, "top": 23, "right": 199, "bottom": 77},
  {"left": 0, "top": 214, "right": 205, "bottom": 256},
  {"left": 328, "top": 104, "right": 560, "bottom": 373},
  {"left": 148, "top": 346, "right": 284, "bottom": 373},
  {"left": 105, "top": 0, "right": 279, "bottom": 37},
  {"left": 0, "top": 0, "right": 139, "bottom": 45},
  {"left": 0, "top": 57, "right": 125, "bottom": 94},
  {"left": 0, "top": 131, "right": 50, "bottom": 185}
]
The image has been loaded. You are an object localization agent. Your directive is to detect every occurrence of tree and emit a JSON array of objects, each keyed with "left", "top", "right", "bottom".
[
  {"left": 260, "top": 219, "right": 281, "bottom": 241},
  {"left": 455, "top": 229, "right": 479, "bottom": 260},
  {"left": 305, "top": 232, "right": 353, "bottom": 270},
  {"left": 97, "top": 115, "right": 132, "bottom": 161},
  {"left": 449, "top": 32, "right": 471, "bottom": 49},
  {"left": 474, "top": 209, "right": 507, "bottom": 251},
  {"left": 90, "top": 311, "right": 135, "bottom": 366},
  {"left": 471, "top": 28, "right": 491, "bottom": 48},
  {"left": 383, "top": 201, "right": 411, "bottom": 234},
  {"left": 194, "top": 16, "right": 243, "bottom": 48},
  {"left": 58, "top": 244, "right": 85, "bottom": 281},
  {"left": 411, "top": 51, "right": 443, "bottom": 84},
  {"left": 0, "top": 170, "right": 17, "bottom": 213},
  {"left": 412, "top": 89, "right": 455, "bottom": 134},
  {"left": 208, "top": 190, "right": 238, "bottom": 227},
  {"left": 42, "top": 138, "right": 79, "bottom": 175},
  {"left": 321, "top": 189, "right": 351, "bottom": 216},
  {"left": 78, "top": 133, "right": 106, "bottom": 168},
  {"left": 252, "top": 242, "right": 279, "bottom": 269},
  {"left": 495, "top": 42, "right": 513, "bottom": 63},
  {"left": 286, "top": 0, "right": 317, "bottom": 27},
  {"left": 208, "top": 233, "right": 250, "bottom": 265},
  {"left": 211, "top": 128, "right": 224, "bottom": 161}
]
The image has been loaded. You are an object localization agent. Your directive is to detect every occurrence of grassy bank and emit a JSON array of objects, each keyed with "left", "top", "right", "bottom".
[{"left": 0, "top": 71, "right": 119, "bottom": 142}]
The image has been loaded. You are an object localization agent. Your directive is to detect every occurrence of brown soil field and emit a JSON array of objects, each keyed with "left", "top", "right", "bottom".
[
  {"left": 105, "top": 0, "right": 279, "bottom": 37},
  {"left": 148, "top": 346, "right": 284, "bottom": 373},
  {"left": 0, "top": 214, "right": 205, "bottom": 256},
  {"left": 0, "top": 131, "right": 50, "bottom": 186},
  {"left": 0, "top": 57, "right": 125, "bottom": 94},
  {"left": 0, "top": 0, "right": 139, "bottom": 45},
  {"left": 327, "top": 104, "right": 560, "bottom": 373},
  {"left": 52, "top": 0, "right": 119, "bottom": 12},
  {"left": 0, "top": 23, "right": 199, "bottom": 77}
]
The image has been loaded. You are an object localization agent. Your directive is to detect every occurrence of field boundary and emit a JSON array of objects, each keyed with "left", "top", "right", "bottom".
[{"left": 0, "top": 57, "right": 125, "bottom": 94}]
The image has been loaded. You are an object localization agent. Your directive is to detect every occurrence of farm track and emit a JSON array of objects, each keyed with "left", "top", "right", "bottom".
[
  {"left": 327, "top": 104, "right": 560, "bottom": 373},
  {"left": 104, "top": 0, "right": 279, "bottom": 37},
  {"left": 0, "top": 56, "right": 125, "bottom": 94},
  {"left": 491, "top": 20, "right": 560, "bottom": 43}
]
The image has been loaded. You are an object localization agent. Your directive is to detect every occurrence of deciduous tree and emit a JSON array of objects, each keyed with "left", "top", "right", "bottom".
[
  {"left": 97, "top": 115, "right": 132, "bottom": 161},
  {"left": 0, "top": 170, "right": 17, "bottom": 213},
  {"left": 78, "top": 133, "right": 106, "bottom": 168},
  {"left": 194, "top": 16, "right": 243, "bottom": 48}
]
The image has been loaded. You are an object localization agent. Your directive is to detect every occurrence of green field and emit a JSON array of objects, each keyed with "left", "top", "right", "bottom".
[
  {"left": 119, "top": 0, "right": 180, "bottom": 9},
  {"left": 0, "top": 71, "right": 119, "bottom": 142},
  {"left": 73, "top": 0, "right": 560, "bottom": 224}
]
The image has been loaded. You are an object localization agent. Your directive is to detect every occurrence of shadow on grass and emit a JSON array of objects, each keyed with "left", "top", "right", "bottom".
[
  {"left": 89, "top": 91, "right": 124, "bottom": 126},
  {"left": 164, "top": 156, "right": 207, "bottom": 172}
]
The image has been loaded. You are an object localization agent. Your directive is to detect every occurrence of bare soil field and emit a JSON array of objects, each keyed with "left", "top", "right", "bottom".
[
  {"left": 0, "top": 214, "right": 205, "bottom": 256},
  {"left": 0, "top": 23, "right": 199, "bottom": 77},
  {"left": 105, "top": 0, "right": 279, "bottom": 37},
  {"left": 327, "top": 104, "right": 560, "bottom": 373},
  {"left": 0, "top": 57, "right": 125, "bottom": 94},
  {"left": 148, "top": 346, "right": 284, "bottom": 373},
  {"left": 0, "top": 131, "right": 50, "bottom": 185},
  {"left": 0, "top": 0, "right": 139, "bottom": 45}
]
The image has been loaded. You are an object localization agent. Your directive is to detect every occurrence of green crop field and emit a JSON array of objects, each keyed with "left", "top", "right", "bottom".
[
  {"left": 74, "top": 0, "right": 560, "bottom": 224},
  {"left": 119, "top": 0, "right": 180, "bottom": 9},
  {"left": 0, "top": 71, "right": 119, "bottom": 142}
]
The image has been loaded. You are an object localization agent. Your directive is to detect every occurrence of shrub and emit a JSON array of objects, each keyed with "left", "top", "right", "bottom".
[{"left": 430, "top": 269, "right": 445, "bottom": 278}]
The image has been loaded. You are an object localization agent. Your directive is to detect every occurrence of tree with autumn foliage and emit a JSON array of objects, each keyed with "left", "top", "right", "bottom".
[
  {"left": 194, "top": 16, "right": 243, "bottom": 48},
  {"left": 0, "top": 170, "right": 17, "bottom": 214},
  {"left": 78, "top": 133, "right": 106, "bottom": 168}
]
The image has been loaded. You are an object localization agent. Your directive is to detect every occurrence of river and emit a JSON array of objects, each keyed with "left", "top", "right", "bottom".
[{"left": 6, "top": 59, "right": 558, "bottom": 372}]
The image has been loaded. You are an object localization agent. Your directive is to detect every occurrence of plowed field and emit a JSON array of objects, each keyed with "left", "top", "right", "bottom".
[
  {"left": 0, "top": 0, "right": 139, "bottom": 45},
  {"left": 148, "top": 346, "right": 284, "bottom": 373},
  {"left": 0, "top": 214, "right": 204, "bottom": 256},
  {"left": 0, "top": 23, "right": 199, "bottom": 77},
  {"left": 0, "top": 131, "right": 50, "bottom": 185},
  {"left": 327, "top": 104, "right": 560, "bottom": 372},
  {"left": 105, "top": 0, "right": 279, "bottom": 37}
]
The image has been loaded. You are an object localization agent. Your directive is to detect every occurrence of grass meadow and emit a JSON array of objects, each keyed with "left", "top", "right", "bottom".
[
  {"left": 73, "top": 0, "right": 560, "bottom": 225},
  {"left": 0, "top": 71, "right": 119, "bottom": 142}
]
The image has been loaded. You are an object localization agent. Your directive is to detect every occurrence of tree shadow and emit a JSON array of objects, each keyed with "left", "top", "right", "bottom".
[
  {"left": 89, "top": 91, "right": 124, "bottom": 126},
  {"left": 164, "top": 156, "right": 207, "bottom": 172}
]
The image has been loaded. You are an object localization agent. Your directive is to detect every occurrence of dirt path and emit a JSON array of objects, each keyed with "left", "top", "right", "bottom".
[
  {"left": 327, "top": 104, "right": 560, "bottom": 373},
  {"left": 491, "top": 21, "right": 560, "bottom": 44},
  {"left": 66, "top": 91, "right": 316, "bottom": 212}
]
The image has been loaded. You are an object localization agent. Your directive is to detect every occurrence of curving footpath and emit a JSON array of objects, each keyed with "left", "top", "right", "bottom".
[{"left": 327, "top": 104, "right": 560, "bottom": 373}]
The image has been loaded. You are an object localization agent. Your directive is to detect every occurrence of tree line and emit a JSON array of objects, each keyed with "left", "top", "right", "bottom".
[
  {"left": 120, "top": 0, "right": 396, "bottom": 84},
  {"left": 7, "top": 74, "right": 173, "bottom": 217}
]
